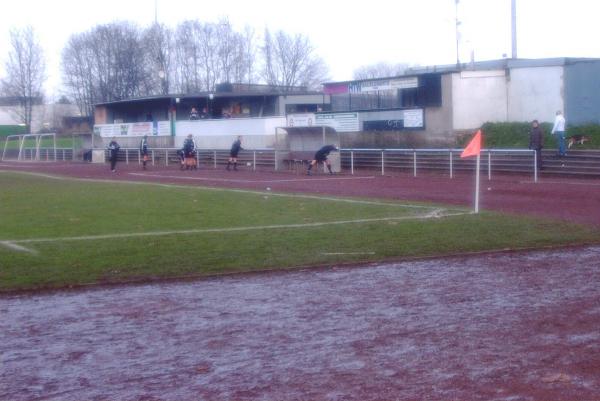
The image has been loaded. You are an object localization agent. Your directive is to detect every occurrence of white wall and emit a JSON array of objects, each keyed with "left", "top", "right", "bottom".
[
  {"left": 175, "top": 116, "right": 286, "bottom": 149},
  {"left": 507, "top": 66, "right": 564, "bottom": 122},
  {"left": 452, "top": 70, "right": 508, "bottom": 130},
  {"left": 0, "top": 104, "right": 80, "bottom": 132}
]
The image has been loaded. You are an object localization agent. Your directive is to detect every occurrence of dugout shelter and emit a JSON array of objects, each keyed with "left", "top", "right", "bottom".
[{"left": 274, "top": 126, "right": 341, "bottom": 173}]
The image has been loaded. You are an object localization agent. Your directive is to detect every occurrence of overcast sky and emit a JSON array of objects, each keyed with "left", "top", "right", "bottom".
[{"left": 1, "top": 0, "right": 600, "bottom": 100}]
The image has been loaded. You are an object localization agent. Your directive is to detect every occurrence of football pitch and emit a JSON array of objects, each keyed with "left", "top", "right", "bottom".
[{"left": 1, "top": 170, "right": 598, "bottom": 291}]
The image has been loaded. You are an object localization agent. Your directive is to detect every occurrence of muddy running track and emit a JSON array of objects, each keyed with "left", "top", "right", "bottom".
[
  {"left": 1, "top": 162, "right": 600, "bottom": 400},
  {"left": 2, "top": 247, "right": 600, "bottom": 400}
]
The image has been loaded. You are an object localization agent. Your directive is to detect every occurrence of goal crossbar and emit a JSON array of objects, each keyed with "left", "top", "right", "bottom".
[{"left": 2, "top": 133, "right": 57, "bottom": 162}]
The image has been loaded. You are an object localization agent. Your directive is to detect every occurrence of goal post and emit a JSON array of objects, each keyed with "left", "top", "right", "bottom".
[{"left": 1, "top": 133, "right": 57, "bottom": 162}]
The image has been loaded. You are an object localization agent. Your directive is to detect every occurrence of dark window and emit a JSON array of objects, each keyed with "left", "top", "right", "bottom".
[
  {"left": 330, "top": 73, "right": 442, "bottom": 112},
  {"left": 400, "top": 88, "right": 418, "bottom": 107},
  {"left": 417, "top": 74, "right": 442, "bottom": 107}
]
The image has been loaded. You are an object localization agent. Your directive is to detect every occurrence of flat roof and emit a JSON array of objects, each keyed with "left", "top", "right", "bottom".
[
  {"left": 323, "top": 57, "right": 600, "bottom": 86},
  {"left": 95, "top": 91, "right": 325, "bottom": 107}
]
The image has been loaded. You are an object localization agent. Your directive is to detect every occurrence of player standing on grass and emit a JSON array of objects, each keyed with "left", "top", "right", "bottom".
[
  {"left": 226, "top": 136, "right": 243, "bottom": 171},
  {"left": 107, "top": 137, "right": 120, "bottom": 173},
  {"left": 140, "top": 135, "right": 149, "bottom": 170},
  {"left": 307, "top": 144, "right": 338, "bottom": 175}
]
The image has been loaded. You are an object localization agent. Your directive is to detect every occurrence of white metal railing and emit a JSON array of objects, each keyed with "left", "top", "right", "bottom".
[
  {"left": 87, "top": 146, "right": 538, "bottom": 182},
  {"left": 341, "top": 148, "right": 538, "bottom": 182},
  {"left": 105, "top": 148, "right": 277, "bottom": 172}
]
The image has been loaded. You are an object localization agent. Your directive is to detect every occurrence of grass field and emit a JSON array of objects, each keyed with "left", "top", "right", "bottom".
[{"left": 1, "top": 171, "right": 599, "bottom": 291}]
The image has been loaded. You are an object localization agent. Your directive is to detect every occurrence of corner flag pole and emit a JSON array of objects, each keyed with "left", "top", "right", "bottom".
[
  {"left": 474, "top": 153, "right": 480, "bottom": 213},
  {"left": 460, "top": 129, "right": 483, "bottom": 213}
]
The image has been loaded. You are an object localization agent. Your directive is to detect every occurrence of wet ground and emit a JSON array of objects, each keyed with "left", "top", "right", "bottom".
[{"left": 2, "top": 246, "right": 600, "bottom": 400}]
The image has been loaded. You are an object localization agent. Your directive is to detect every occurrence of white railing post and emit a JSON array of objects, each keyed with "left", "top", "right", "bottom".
[
  {"left": 449, "top": 150, "right": 453, "bottom": 178},
  {"left": 213, "top": 150, "right": 217, "bottom": 169},
  {"left": 534, "top": 150, "right": 538, "bottom": 183},
  {"left": 125, "top": 149, "right": 129, "bottom": 164},
  {"left": 413, "top": 151, "right": 417, "bottom": 177},
  {"left": 381, "top": 151, "right": 385, "bottom": 176},
  {"left": 351, "top": 151, "right": 354, "bottom": 175},
  {"left": 138, "top": 150, "right": 141, "bottom": 164},
  {"left": 488, "top": 151, "right": 491, "bottom": 180},
  {"left": 166, "top": 149, "right": 169, "bottom": 166},
  {"left": 152, "top": 150, "right": 155, "bottom": 166},
  {"left": 253, "top": 151, "right": 256, "bottom": 171}
]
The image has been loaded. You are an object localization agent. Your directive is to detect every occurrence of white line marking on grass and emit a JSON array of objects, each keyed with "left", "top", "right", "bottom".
[
  {"left": 321, "top": 252, "right": 376, "bottom": 255},
  {"left": 0, "top": 241, "right": 38, "bottom": 255},
  {"left": 1, "top": 170, "right": 462, "bottom": 211},
  {"left": 3, "top": 210, "right": 470, "bottom": 246},
  {"left": 130, "top": 172, "right": 376, "bottom": 184},
  {"left": 0, "top": 163, "right": 52, "bottom": 168}
]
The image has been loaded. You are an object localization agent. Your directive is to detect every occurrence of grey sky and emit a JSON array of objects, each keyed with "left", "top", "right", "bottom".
[{"left": 1, "top": 0, "right": 599, "bottom": 99}]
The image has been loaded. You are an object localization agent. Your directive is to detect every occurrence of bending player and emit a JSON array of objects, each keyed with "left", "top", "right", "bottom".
[
  {"left": 226, "top": 136, "right": 243, "bottom": 171},
  {"left": 307, "top": 144, "right": 338, "bottom": 175}
]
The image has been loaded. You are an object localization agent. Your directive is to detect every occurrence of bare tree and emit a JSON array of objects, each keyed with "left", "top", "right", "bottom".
[
  {"left": 173, "top": 19, "right": 257, "bottom": 93},
  {"left": 143, "top": 23, "right": 174, "bottom": 95},
  {"left": 173, "top": 20, "right": 204, "bottom": 93},
  {"left": 1, "top": 26, "right": 46, "bottom": 133},
  {"left": 62, "top": 32, "right": 97, "bottom": 116},
  {"left": 353, "top": 62, "right": 411, "bottom": 80},
  {"left": 261, "top": 29, "right": 329, "bottom": 90},
  {"left": 62, "top": 22, "right": 149, "bottom": 116},
  {"left": 236, "top": 26, "right": 257, "bottom": 84}
]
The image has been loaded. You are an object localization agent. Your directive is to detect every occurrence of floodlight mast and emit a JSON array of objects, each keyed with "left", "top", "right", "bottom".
[
  {"left": 455, "top": 0, "right": 461, "bottom": 67},
  {"left": 154, "top": 0, "right": 158, "bottom": 24},
  {"left": 511, "top": 0, "right": 517, "bottom": 58}
]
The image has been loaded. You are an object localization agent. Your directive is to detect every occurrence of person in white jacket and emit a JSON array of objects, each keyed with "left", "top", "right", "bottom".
[{"left": 551, "top": 110, "right": 566, "bottom": 157}]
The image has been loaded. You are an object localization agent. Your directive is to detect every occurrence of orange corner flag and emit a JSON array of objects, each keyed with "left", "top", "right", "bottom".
[{"left": 461, "top": 130, "right": 482, "bottom": 158}]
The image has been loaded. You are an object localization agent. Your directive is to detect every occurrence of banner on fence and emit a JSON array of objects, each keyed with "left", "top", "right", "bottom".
[{"left": 94, "top": 121, "right": 171, "bottom": 137}]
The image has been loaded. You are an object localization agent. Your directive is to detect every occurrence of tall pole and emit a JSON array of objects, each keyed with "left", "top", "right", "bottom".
[
  {"left": 455, "top": 0, "right": 461, "bottom": 66},
  {"left": 511, "top": 0, "right": 517, "bottom": 58},
  {"left": 474, "top": 153, "right": 481, "bottom": 213},
  {"left": 154, "top": 0, "right": 158, "bottom": 24}
]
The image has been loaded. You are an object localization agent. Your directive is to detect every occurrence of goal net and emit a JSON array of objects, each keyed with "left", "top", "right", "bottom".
[{"left": 2, "top": 133, "right": 57, "bottom": 162}]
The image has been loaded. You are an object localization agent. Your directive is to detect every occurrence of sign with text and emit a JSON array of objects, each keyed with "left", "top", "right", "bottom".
[
  {"left": 362, "top": 109, "right": 424, "bottom": 131},
  {"left": 403, "top": 109, "right": 424, "bottom": 128},
  {"left": 287, "top": 113, "right": 316, "bottom": 127},
  {"left": 94, "top": 121, "right": 171, "bottom": 137},
  {"left": 354, "top": 77, "right": 419, "bottom": 93},
  {"left": 315, "top": 112, "right": 360, "bottom": 132}
]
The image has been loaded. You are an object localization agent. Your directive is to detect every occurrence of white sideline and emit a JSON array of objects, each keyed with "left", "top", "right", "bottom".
[
  {"left": 2, "top": 210, "right": 470, "bottom": 247},
  {"left": 0, "top": 170, "right": 461, "bottom": 211},
  {"left": 321, "top": 252, "right": 376, "bottom": 255},
  {"left": 520, "top": 179, "right": 600, "bottom": 187},
  {"left": 0, "top": 241, "right": 38, "bottom": 255},
  {"left": 129, "top": 172, "right": 376, "bottom": 184}
]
